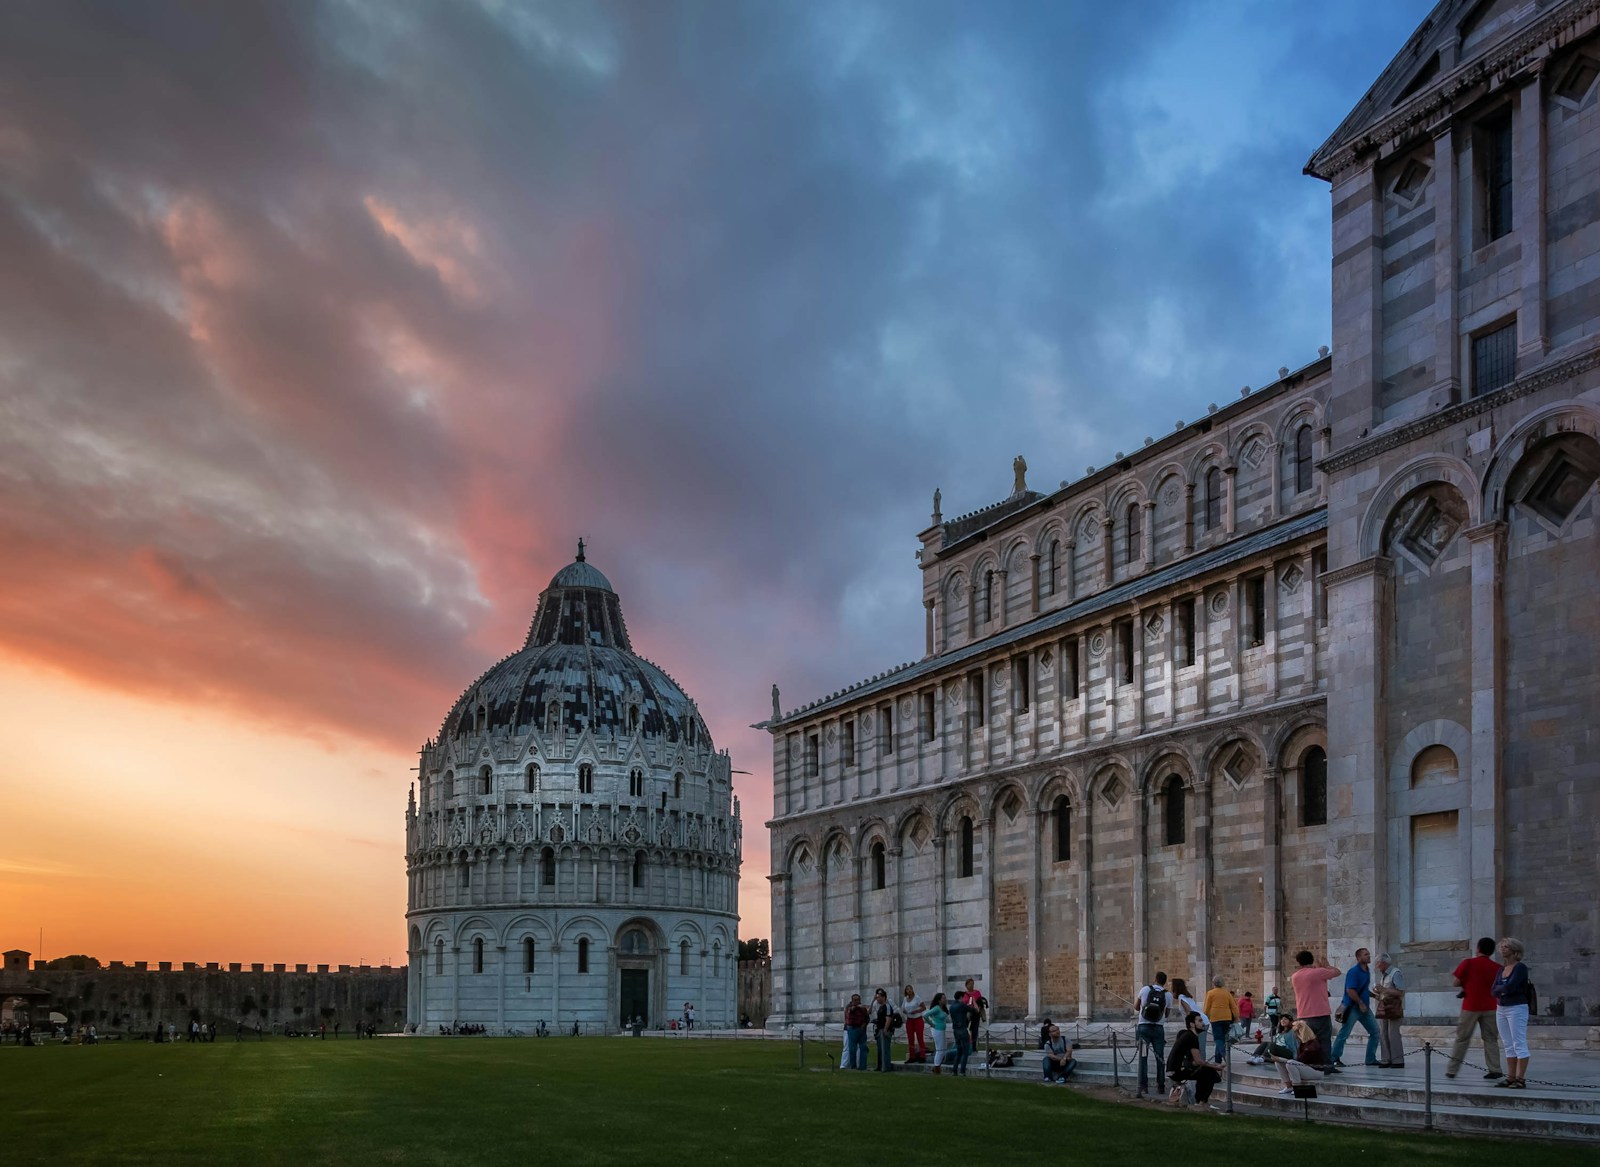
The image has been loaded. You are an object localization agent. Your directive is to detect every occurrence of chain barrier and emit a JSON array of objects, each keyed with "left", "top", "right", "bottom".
[{"left": 1439, "top": 1044, "right": 1600, "bottom": 1091}]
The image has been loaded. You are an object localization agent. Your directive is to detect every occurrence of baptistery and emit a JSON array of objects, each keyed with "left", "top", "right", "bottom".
[{"left": 405, "top": 545, "right": 741, "bottom": 1031}]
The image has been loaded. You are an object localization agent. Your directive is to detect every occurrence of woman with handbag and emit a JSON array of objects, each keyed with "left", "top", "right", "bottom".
[
  {"left": 1372, "top": 953, "right": 1406, "bottom": 1067},
  {"left": 1491, "top": 938, "right": 1533, "bottom": 1089}
]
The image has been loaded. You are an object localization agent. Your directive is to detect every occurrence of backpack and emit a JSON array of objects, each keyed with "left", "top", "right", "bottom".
[
  {"left": 889, "top": 1009, "right": 903, "bottom": 1033},
  {"left": 1141, "top": 985, "right": 1167, "bottom": 1023},
  {"left": 1527, "top": 981, "right": 1538, "bottom": 1016}
]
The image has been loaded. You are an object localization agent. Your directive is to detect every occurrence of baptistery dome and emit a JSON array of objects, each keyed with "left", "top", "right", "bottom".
[{"left": 405, "top": 545, "right": 741, "bottom": 1032}]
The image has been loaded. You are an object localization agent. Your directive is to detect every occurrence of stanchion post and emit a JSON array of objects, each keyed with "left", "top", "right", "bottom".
[
  {"left": 1112, "top": 1028, "right": 1120, "bottom": 1088},
  {"left": 1424, "top": 1043, "right": 1434, "bottom": 1131},
  {"left": 799, "top": 1028, "right": 805, "bottom": 1069},
  {"left": 1225, "top": 1040, "right": 1234, "bottom": 1114}
]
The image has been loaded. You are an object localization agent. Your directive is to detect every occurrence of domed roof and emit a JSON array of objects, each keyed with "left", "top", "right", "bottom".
[{"left": 436, "top": 547, "right": 710, "bottom": 748}]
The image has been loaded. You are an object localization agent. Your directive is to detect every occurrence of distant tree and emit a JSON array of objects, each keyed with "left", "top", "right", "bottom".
[
  {"left": 42, "top": 954, "right": 100, "bottom": 970},
  {"left": 738, "top": 938, "right": 770, "bottom": 962}
]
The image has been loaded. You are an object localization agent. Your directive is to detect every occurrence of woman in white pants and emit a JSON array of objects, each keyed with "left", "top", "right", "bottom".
[
  {"left": 1272, "top": 1021, "right": 1328, "bottom": 1095},
  {"left": 924, "top": 993, "right": 950, "bottom": 1074},
  {"left": 1492, "top": 937, "right": 1532, "bottom": 1089}
]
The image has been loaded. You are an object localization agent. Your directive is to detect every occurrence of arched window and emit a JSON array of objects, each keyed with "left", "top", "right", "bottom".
[
  {"left": 1295, "top": 425, "right": 1315, "bottom": 495},
  {"left": 1204, "top": 467, "right": 1222, "bottom": 531},
  {"left": 632, "top": 851, "right": 644, "bottom": 888},
  {"left": 480, "top": 765, "right": 493, "bottom": 796},
  {"left": 523, "top": 937, "right": 535, "bottom": 973},
  {"left": 1301, "top": 745, "right": 1328, "bottom": 826},
  {"left": 444, "top": 770, "right": 454, "bottom": 797},
  {"left": 435, "top": 938, "right": 444, "bottom": 976},
  {"left": 472, "top": 937, "right": 484, "bottom": 974},
  {"left": 1126, "top": 503, "right": 1141, "bottom": 565},
  {"left": 1046, "top": 539, "right": 1059, "bottom": 596},
  {"left": 958, "top": 815, "right": 974, "bottom": 878},
  {"left": 629, "top": 768, "right": 644, "bottom": 798},
  {"left": 540, "top": 847, "right": 556, "bottom": 887},
  {"left": 475, "top": 704, "right": 487, "bottom": 732},
  {"left": 1162, "top": 776, "right": 1186, "bottom": 847},
  {"left": 461, "top": 862, "right": 471, "bottom": 890},
  {"left": 680, "top": 939, "right": 691, "bottom": 976},
  {"left": 526, "top": 763, "right": 540, "bottom": 793},
  {"left": 577, "top": 937, "right": 589, "bottom": 974},
  {"left": 578, "top": 764, "right": 593, "bottom": 795},
  {"left": 1052, "top": 795, "right": 1071, "bottom": 863},
  {"left": 712, "top": 941, "right": 721, "bottom": 977},
  {"left": 673, "top": 773, "right": 683, "bottom": 799},
  {"left": 870, "top": 841, "right": 886, "bottom": 890},
  {"left": 628, "top": 705, "right": 640, "bottom": 733},
  {"left": 983, "top": 571, "right": 995, "bottom": 622}
]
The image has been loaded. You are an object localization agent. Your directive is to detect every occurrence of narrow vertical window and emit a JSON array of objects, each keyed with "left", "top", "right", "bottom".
[
  {"left": 879, "top": 702, "right": 894, "bottom": 757},
  {"left": 632, "top": 851, "right": 644, "bottom": 888},
  {"left": 461, "top": 863, "right": 471, "bottom": 890},
  {"left": 481, "top": 765, "right": 493, "bottom": 795},
  {"left": 435, "top": 939, "right": 444, "bottom": 976},
  {"left": 1047, "top": 540, "right": 1059, "bottom": 595},
  {"left": 1125, "top": 503, "right": 1141, "bottom": 566},
  {"left": 1163, "top": 776, "right": 1186, "bottom": 847},
  {"left": 629, "top": 768, "right": 644, "bottom": 798},
  {"left": 969, "top": 671, "right": 985, "bottom": 728},
  {"left": 577, "top": 764, "right": 593, "bottom": 795},
  {"left": 1301, "top": 746, "right": 1328, "bottom": 827},
  {"left": 540, "top": 847, "right": 555, "bottom": 887},
  {"left": 983, "top": 571, "right": 995, "bottom": 623},
  {"left": 1313, "top": 548, "right": 1329, "bottom": 626},
  {"left": 871, "top": 841, "right": 886, "bottom": 890},
  {"left": 674, "top": 773, "right": 684, "bottom": 799},
  {"left": 1014, "top": 655, "right": 1030, "bottom": 713},
  {"left": 1247, "top": 574, "right": 1266, "bottom": 647},
  {"left": 473, "top": 937, "right": 484, "bottom": 974},
  {"left": 1179, "top": 596, "right": 1197, "bottom": 666},
  {"left": 958, "top": 815, "right": 974, "bottom": 878},
  {"left": 1063, "top": 638, "right": 1079, "bottom": 698},
  {"left": 1294, "top": 425, "right": 1315, "bottom": 494},
  {"left": 578, "top": 937, "right": 590, "bottom": 974},
  {"left": 1205, "top": 468, "right": 1222, "bottom": 531},
  {"left": 524, "top": 937, "right": 535, "bottom": 973},
  {"left": 680, "top": 940, "right": 691, "bottom": 977},
  {"left": 1117, "top": 619, "right": 1134, "bottom": 685},
  {"left": 842, "top": 719, "right": 855, "bottom": 767},
  {"left": 921, "top": 691, "right": 936, "bottom": 742},
  {"left": 1052, "top": 796, "right": 1071, "bottom": 863},
  {"left": 805, "top": 736, "right": 819, "bottom": 778},
  {"left": 526, "top": 763, "right": 540, "bottom": 793},
  {"left": 1481, "top": 107, "right": 1513, "bottom": 243}
]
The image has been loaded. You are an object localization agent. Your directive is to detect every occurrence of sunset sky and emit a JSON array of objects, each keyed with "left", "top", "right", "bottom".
[{"left": 0, "top": 0, "right": 1431, "bottom": 965}]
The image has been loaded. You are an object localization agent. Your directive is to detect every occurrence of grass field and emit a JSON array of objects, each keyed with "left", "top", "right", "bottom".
[{"left": 5, "top": 1036, "right": 1593, "bottom": 1165}]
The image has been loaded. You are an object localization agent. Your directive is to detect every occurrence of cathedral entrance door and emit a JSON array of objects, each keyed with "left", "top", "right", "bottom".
[{"left": 620, "top": 968, "right": 648, "bottom": 1027}]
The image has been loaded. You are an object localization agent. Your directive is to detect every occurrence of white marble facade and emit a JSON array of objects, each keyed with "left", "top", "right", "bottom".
[
  {"left": 766, "top": 0, "right": 1600, "bottom": 1028},
  {"left": 405, "top": 550, "right": 741, "bottom": 1031}
]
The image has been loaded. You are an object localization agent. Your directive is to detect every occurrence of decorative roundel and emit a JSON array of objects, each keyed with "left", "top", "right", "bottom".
[
  {"left": 1161, "top": 482, "right": 1182, "bottom": 508},
  {"left": 992, "top": 672, "right": 1007, "bottom": 692},
  {"left": 900, "top": 697, "right": 915, "bottom": 717},
  {"left": 1087, "top": 631, "right": 1108, "bottom": 658},
  {"left": 1209, "top": 590, "right": 1229, "bottom": 618}
]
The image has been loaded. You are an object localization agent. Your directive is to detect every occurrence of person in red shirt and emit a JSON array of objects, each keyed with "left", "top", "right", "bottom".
[
  {"left": 1288, "top": 950, "right": 1342, "bottom": 1066},
  {"left": 1446, "top": 936, "right": 1504, "bottom": 1080}
]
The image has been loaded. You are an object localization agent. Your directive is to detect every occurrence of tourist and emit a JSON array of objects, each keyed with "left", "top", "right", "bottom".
[
  {"left": 1371, "top": 952, "right": 1406, "bottom": 1067},
  {"left": 901, "top": 985, "right": 927, "bottom": 1064},
  {"left": 870, "top": 989, "right": 896, "bottom": 1072},
  {"left": 1134, "top": 971, "right": 1171, "bottom": 1099},
  {"left": 1446, "top": 937, "right": 1504, "bottom": 1080},
  {"left": 924, "top": 992, "right": 950, "bottom": 1074},
  {"left": 1271, "top": 1020, "right": 1327, "bottom": 1096},
  {"left": 1166, "top": 1013, "right": 1224, "bottom": 1108},
  {"left": 1491, "top": 938, "right": 1532, "bottom": 1089},
  {"left": 962, "top": 977, "right": 986, "bottom": 1052},
  {"left": 1330, "top": 947, "right": 1379, "bottom": 1067},
  {"left": 1037, "top": 1016, "right": 1053, "bottom": 1049},
  {"left": 949, "top": 991, "right": 975, "bottom": 1077},
  {"left": 1247, "top": 1014, "right": 1298, "bottom": 1064},
  {"left": 1288, "top": 951, "right": 1341, "bottom": 1067},
  {"left": 842, "top": 993, "right": 869, "bottom": 1071},
  {"left": 1041, "top": 1024, "right": 1076, "bottom": 1083},
  {"left": 1238, "top": 991, "right": 1254, "bottom": 1036},
  {"left": 1169, "top": 978, "right": 1209, "bottom": 1048},
  {"left": 1202, "top": 977, "right": 1237, "bottom": 1061},
  {"left": 1265, "top": 987, "right": 1281, "bottom": 1030},
  {"left": 688, "top": 1003, "right": 697, "bottom": 1029}
]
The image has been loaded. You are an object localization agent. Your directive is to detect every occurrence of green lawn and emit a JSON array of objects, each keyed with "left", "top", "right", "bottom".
[{"left": 3, "top": 1037, "right": 1589, "bottom": 1165}]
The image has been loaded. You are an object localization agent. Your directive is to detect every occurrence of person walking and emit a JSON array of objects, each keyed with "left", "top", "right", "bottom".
[
  {"left": 1330, "top": 948, "right": 1380, "bottom": 1068},
  {"left": 1288, "top": 951, "right": 1342, "bottom": 1068},
  {"left": 1166, "top": 1013, "right": 1224, "bottom": 1108},
  {"left": 1202, "top": 977, "right": 1238, "bottom": 1062},
  {"left": 901, "top": 985, "right": 927, "bottom": 1064},
  {"left": 1237, "top": 991, "right": 1255, "bottom": 1037},
  {"left": 1134, "top": 972, "right": 1171, "bottom": 1099},
  {"left": 924, "top": 992, "right": 950, "bottom": 1075},
  {"left": 870, "top": 989, "right": 896, "bottom": 1072},
  {"left": 1371, "top": 953, "right": 1406, "bottom": 1068},
  {"left": 1491, "top": 938, "right": 1532, "bottom": 1089},
  {"left": 1265, "top": 987, "right": 1281, "bottom": 1031},
  {"left": 1446, "top": 937, "right": 1504, "bottom": 1081},
  {"left": 842, "top": 994, "right": 869, "bottom": 1071},
  {"left": 1270, "top": 1020, "right": 1327, "bottom": 1096}
]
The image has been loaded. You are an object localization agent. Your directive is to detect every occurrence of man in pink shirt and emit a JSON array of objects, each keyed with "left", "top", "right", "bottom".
[{"left": 1289, "top": 949, "right": 1343, "bottom": 1067}]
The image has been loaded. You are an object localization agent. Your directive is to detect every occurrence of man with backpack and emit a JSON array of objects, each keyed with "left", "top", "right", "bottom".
[
  {"left": 1135, "top": 971, "right": 1171, "bottom": 1098},
  {"left": 869, "top": 988, "right": 899, "bottom": 1072}
]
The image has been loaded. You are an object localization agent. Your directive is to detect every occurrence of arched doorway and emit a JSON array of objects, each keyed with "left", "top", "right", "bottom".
[{"left": 615, "top": 922, "right": 662, "bottom": 1027}]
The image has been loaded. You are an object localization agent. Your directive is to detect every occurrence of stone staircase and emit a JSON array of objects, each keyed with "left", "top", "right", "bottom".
[{"left": 882, "top": 1041, "right": 1600, "bottom": 1142}]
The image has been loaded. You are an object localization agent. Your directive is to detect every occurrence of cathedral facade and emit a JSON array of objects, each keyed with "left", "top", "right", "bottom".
[
  {"left": 405, "top": 550, "right": 741, "bottom": 1031},
  {"left": 764, "top": 0, "right": 1600, "bottom": 1027}
]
